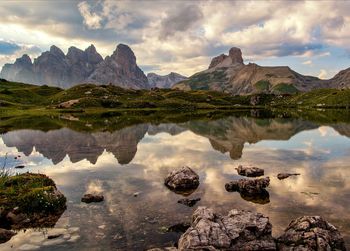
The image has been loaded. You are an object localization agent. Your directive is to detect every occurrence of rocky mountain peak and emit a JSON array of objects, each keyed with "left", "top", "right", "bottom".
[
  {"left": 229, "top": 47, "right": 244, "bottom": 65},
  {"left": 112, "top": 44, "right": 136, "bottom": 64},
  {"left": 15, "top": 54, "right": 32, "bottom": 67},
  {"left": 49, "top": 45, "right": 65, "bottom": 58},
  {"left": 208, "top": 47, "right": 244, "bottom": 69}
]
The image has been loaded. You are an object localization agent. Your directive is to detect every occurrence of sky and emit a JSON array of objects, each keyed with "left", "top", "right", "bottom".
[{"left": 0, "top": 0, "right": 350, "bottom": 79}]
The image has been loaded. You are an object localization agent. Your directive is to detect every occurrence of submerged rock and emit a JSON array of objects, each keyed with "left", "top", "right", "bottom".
[
  {"left": 277, "top": 173, "right": 300, "bottom": 180},
  {"left": 167, "top": 222, "right": 191, "bottom": 233},
  {"left": 81, "top": 194, "right": 104, "bottom": 203},
  {"left": 240, "top": 189, "right": 270, "bottom": 205},
  {"left": 0, "top": 228, "right": 16, "bottom": 244},
  {"left": 225, "top": 177, "right": 270, "bottom": 195},
  {"left": 164, "top": 166, "right": 199, "bottom": 194},
  {"left": 276, "top": 216, "right": 346, "bottom": 251},
  {"left": 236, "top": 165, "right": 264, "bottom": 177},
  {"left": 177, "top": 198, "right": 201, "bottom": 207},
  {"left": 178, "top": 207, "right": 276, "bottom": 250}
]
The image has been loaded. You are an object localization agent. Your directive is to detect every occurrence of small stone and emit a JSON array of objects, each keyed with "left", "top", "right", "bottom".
[
  {"left": 236, "top": 165, "right": 264, "bottom": 177},
  {"left": 133, "top": 192, "right": 140, "bottom": 197},
  {"left": 81, "top": 194, "right": 104, "bottom": 203},
  {"left": 277, "top": 173, "right": 300, "bottom": 180},
  {"left": 225, "top": 177, "right": 270, "bottom": 195},
  {"left": 14, "top": 165, "right": 25, "bottom": 169}
]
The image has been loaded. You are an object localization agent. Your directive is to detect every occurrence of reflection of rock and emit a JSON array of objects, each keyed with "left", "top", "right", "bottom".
[
  {"left": 276, "top": 216, "right": 346, "bottom": 251},
  {"left": 225, "top": 177, "right": 270, "bottom": 195},
  {"left": 177, "top": 198, "right": 201, "bottom": 207},
  {"left": 185, "top": 117, "right": 318, "bottom": 160},
  {"left": 277, "top": 173, "right": 300, "bottom": 180},
  {"left": 178, "top": 207, "right": 276, "bottom": 250},
  {"left": 239, "top": 189, "right": 270, "bottom": 204},
  {"left": 236, "top": 165, "right": 264, "bottom": 177},
  {"left": 164, "top": 166, "right": 199, "bottom": 195}
]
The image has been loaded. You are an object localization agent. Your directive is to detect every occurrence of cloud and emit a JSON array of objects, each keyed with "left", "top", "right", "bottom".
[
  {"left": 159, "top": 4, "right": 203, "bottom": 39},
  {"left": 0, "top": 40, "right": 20, "bottom": 55},
  {"left": 302, "top": 60, "right": 312, "bottom": 65},
  {"left": 318, "top": 69, "right": 328, "bottom": 79},
  {"left": 78, "top": 1, "right": 103, "bottom": 29}
]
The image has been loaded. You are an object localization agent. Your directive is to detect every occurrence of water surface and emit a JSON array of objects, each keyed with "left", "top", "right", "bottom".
[{"left": 0, "top": 115, "right": 350, "bottom": 250}]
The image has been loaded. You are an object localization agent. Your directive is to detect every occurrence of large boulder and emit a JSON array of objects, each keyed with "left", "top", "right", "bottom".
[
  {"left": 178, "top": 207, "right": 276, "bottom": 250},
  {"left": 276, "top": 216, "right": 346, "bottom": 251},
  {"left": 164, "top": 166, "right": 199, "bottom": 194}
]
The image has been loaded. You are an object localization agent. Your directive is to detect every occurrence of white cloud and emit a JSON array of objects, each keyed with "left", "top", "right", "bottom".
[
  {"left": 302, "top": 60, "right": 313, "bottom": 65},
  {"left": 318, "top": 69, "right": 329, "bottom": 79},
  {"left": 78, "top": 1, "right": 103, "bottom": 29}
]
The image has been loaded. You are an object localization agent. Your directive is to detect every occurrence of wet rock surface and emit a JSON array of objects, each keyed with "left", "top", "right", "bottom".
[
  {"left": 81, "top": 194, "right": 104, "bottom": 203},
  {"left": 236, "top": 165, "right": 264, "bottom": 177},
  {"left": 225, "top": 177, "right": 270, "bottom": 195},
  {"left": 177, "top": 198, "right": 201, "bottom": 207},
  {"left": 277, "top": 173, "right": 300, "bottom": 180},
  {"left": 164, "top": 166, "right": 199, "bottom": 194},
  {"left": 0, "top": 228, "right": 16, "bottom": 244},
  {"left": 276, "top": 216, "right": 346, "bottom": 251},
  {"left": 178, "top": 207, "right": 276, "bottom": 250}
]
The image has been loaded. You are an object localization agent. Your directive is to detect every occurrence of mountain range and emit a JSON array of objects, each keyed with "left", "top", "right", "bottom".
[
  {"left": 173, "top": 47, "right": 350, "bottom": 94},
  {"left": 0, "top": 44, "right": 186, "bottom": 89},
  {"left": 1, "top": 43, "right": 349, "bottom": 94}
]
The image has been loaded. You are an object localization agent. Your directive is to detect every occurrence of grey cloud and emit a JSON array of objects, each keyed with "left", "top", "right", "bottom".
[{"left": 159, "top": 4, "right": 203, "bottom": 40}]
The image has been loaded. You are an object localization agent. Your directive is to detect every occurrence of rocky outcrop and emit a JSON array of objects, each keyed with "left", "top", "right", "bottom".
[
  {"left": 0, "top": 43, "right": 149, "bottom": 89},
  {"left": 276, "top": 216, "right": 346, "bottom": 250},
  {"left": 178, "top": 207, "right": 276, "bottom": 250},
  {"left": 236, "top": 165, "right": 264, "bottom": 177},
  {"left": 164, "top": 166, "right": 199, "bottom": 194},
  {"left": 147, "top": 72, "right": 187, "bottom": 89},
  {"left": 88, "top": 44, "right": 149, "bottom": 89},
  {"left": 173, "top": 46, "right": 342, "bottom": 95},
  {"left": 177, "top": 198, "right": 201, "bottom": 207}
]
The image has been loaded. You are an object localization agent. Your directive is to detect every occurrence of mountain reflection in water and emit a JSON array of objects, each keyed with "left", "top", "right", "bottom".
[{"left": 0, "top": 115, "right": 350, "bottom": 250}]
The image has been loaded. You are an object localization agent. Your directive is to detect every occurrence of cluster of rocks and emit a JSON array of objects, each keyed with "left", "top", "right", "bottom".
[{"left": 158, "top": 207, "right": 346, "bottom": 251}]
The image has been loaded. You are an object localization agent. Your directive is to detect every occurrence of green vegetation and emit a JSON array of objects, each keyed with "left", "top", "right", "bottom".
[
  {"left": 272, "top": 83, "right": 299, "bottom": 94},
  {"left": 254, "top": 80, "right": 271, "bottom": 92},
  {"left": 0, "top": 173, "right": 66, "bottom": 229},
  {"left": 185, "top": 68, "right": 228, "bottom": 90}
]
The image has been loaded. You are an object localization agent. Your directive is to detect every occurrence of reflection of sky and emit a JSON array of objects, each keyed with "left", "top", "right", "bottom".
[{"left": 0, "top": 123, "right": 350, "bottom": 250}]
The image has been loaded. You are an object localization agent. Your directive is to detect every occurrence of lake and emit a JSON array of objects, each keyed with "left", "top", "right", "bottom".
[{"left": 0, "top": 113, "right": 350, "bottom": 250}]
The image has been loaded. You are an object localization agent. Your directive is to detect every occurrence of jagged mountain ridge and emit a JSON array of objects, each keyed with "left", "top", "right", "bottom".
[
  {"left": 173, "top": 47, "right": 350, "bottom": 95},
  {"left": 147, "top": 72, "right": 187, "bottom": 89},
  {"left": 1, "top": 44, "right": 181, "bottom": 90}
]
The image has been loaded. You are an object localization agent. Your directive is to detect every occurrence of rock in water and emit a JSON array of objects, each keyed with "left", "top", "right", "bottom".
[
  {"left": 277, "top": 173, "right": 300, "bottom": 180},
  {"left": 225, "top": 177, "right": 270, "bottom": 195},
  {"left": 236, "top": 165, "right": 264, "bottom": 177},
  {"left": 178, "top": 207, "right": 276, "bottom": 250},
  {"left": 164, "top": 166, "right": 199, "bottom": 194},
  {"left": 81, "top": 194, "right": 104, "bottom": 203},
  {"left": 276, "top": 216, "right": 346, "bottom": 251},
  {"left": 0, "top": 228, "right": 16, "bottom": 244}
]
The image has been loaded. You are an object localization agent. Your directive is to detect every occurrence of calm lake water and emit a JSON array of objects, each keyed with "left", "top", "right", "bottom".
[{"left": 0, "top": 115, "right": 350, "bottom": 250}]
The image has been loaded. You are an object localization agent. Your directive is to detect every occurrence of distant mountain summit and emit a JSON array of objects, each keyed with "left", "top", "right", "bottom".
[
  {"left": 173, "top": 47, "right": 350, "bottom": 95},
  {"left": 0, "top": 44, "right": 150, "bottom": 89},
  {"left": 147, "top": 72, "right": 187, "bottom": 89}
]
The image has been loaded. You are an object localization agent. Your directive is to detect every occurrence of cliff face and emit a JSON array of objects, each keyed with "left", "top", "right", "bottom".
[
  {"left": 0, "top": 44, "right": 149, "bottom": 89},
  {"left": 147, "top": 72, "right": 187, "bottom": 89}
]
